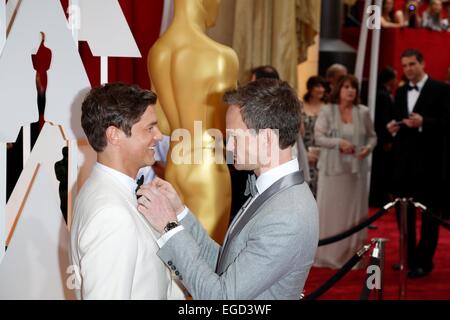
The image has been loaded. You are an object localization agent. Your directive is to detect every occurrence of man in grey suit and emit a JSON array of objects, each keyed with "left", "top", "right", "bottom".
[{"left": 137, "top": 79, "right": 319, "bottom": 300}]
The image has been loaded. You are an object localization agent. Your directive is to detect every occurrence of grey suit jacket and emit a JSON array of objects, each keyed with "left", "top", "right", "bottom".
[{"left": 157, "top": 179, "right": 319, "bottom": 300}]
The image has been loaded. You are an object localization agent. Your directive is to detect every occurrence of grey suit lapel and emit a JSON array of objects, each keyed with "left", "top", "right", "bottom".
[{"left": 216, "top": 170, "right": 305, "bottom": 274}]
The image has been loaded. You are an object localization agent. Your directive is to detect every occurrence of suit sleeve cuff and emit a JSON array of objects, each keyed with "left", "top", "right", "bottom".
[
  {"left": 157, "top": 226, "right": 185, "bottom": 248},
  {"left": 177, "top": 206, "right": 189, "bottom": 221}
]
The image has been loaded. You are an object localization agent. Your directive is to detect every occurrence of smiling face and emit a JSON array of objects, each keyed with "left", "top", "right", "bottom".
[{"left": 120, "top": 105, "right": 163, "bottom": 172}]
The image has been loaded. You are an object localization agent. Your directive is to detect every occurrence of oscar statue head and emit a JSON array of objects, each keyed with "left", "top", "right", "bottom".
[{"left": 201, "top": 0, "right": 221, "bottom": 28}]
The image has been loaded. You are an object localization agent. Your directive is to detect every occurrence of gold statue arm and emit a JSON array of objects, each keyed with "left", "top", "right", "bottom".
[{"left": 152, "top": 83, "right": 171, "bottom": 136}]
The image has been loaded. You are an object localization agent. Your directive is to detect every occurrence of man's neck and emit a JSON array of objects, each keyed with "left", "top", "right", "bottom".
[
  {"left": 97, "top": 154, "right": 137, "bottom": 179},
  {"left": 254, "top": 148, "right": 293, "bottom": 177},
  {"left": 411, "top": 73, "right": 426, "bottom": 85}
]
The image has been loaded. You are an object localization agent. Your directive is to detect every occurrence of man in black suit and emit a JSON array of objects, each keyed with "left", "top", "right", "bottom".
[{"left": 387, "top": 49, "right": 450, "bottom": 278}]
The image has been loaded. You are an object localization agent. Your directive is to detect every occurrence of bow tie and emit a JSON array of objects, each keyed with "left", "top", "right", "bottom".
[
  {"left": 244, "top": 173, "right": 258, "bottom": 197},
  {"left": 135, "top": 175, "right": 144, "bottom": 198},
  {"left": 407, "top": 85, "right": 419, "bottom": 91}
]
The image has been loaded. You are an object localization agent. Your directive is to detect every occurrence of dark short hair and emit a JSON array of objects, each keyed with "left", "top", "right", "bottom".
[
  {"left": 401, "top": 48, "right": 424, "bottom": 63},
  {"left": 378, "top": 66, "right": 397, "bottom": 85},
  {"left": 81, "top": 83, "right": 157, "bottom": 152},
  {"left": 330, "top": 74, "right": 361, "bottom": 105},
  {"left": 303, "top": 76, "right": 328, "bottom": 103},
  {"left": 223, "top": 79, "right": 301, "bottom": 149},
  {"left": 325, "top": 64, "right": 348, "bottom": 81},
  {"left": 250, "top": 65, "right": 280, "bottom": 80}
]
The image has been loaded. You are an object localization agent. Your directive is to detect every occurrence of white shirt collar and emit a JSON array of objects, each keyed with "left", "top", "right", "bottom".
[
  {"left": 95, "top": 162, "right": 138, "bottom": 195},
  {"left": 255, "top": 159, "right": 300, "bottom": 195},
  {"left": 410, "top": 74, "right": 428, "bottom": 91}
]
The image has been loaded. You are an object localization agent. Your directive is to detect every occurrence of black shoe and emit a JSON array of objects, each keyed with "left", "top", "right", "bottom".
[{"left": 408, "top": 266, "right": 433, "bottom": 278}]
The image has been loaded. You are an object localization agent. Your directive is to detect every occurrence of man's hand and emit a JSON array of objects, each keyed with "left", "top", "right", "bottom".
[
  {"left": 386, "top": 120, "right": 400, "bottom": 135},
  {"left": 149, "top": 177, "right": 185, "bottom": 215},
  {"left": 339, "top": 139, "right": 355, "bottom": 154},
  {"left": 357, "top": 146, "right": 370, "bottom": 160},
  {"left": 403, "top": 113, "right": 423, "bottom": 128},
  {"left": 137, "top": 187, "right": 177, "bottom": 233}
]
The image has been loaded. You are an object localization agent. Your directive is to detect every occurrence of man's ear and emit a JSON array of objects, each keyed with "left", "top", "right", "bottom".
[
  {"left": 105, "top": 126, "right": 122, "bottom": 147},
  {"left": 262, "top": 128, "right": 277, "bottom": 146}
]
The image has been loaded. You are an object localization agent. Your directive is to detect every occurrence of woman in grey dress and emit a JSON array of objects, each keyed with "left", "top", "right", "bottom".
[{"left": 314, "top": 75, "right": 377, "bottom": 269}]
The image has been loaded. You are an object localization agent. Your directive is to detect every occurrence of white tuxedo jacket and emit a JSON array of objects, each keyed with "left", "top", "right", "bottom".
[{"left": 70, "top": 166, "right": 184, "bottom": 300}]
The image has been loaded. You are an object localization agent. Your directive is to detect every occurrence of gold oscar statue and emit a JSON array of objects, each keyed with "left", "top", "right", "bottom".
[{"left": 148, "top": 0, "right": 239, "bottom": 243}]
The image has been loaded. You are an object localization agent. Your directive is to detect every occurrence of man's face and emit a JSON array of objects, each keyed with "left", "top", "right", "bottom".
[
  {"left": 401, "top": 56, "right": 425, "bottom": 83},
  {"left": 121, "top": 105, "right": 163, "bottom": 171},
  {"left": 226, "top": 105, "right": 260, "bottom": 171}
]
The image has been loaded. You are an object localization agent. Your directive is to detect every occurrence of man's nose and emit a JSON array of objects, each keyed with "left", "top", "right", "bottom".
[{"left": 154, "top": 127, "right": 163, "bottom": 141}]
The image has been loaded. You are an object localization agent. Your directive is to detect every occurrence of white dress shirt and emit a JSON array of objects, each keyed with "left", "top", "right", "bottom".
[
  {"left": 223, "top": 159, "right": 300, "bottom": 245},
  {"left": 407, "top": 74, "right": 428, "bottom": 114},
  {"left": 96, "top": 162, "right": 138, "bottom": 194}
]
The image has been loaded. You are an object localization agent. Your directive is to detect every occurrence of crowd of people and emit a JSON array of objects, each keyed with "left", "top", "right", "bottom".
[
  {"left": 381, "top": 0, "right": 450, "bottom": 31},
  {"left": 242, "top": 51, "right": 449, "bottom": 277},
  {"left": 300, "top": 49, "right": 449, "bottom": 276}
]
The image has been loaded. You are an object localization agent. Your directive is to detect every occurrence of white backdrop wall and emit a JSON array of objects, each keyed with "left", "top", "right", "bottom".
[{"left": 0, "top": 0, "right": 140, "bottom": 299}]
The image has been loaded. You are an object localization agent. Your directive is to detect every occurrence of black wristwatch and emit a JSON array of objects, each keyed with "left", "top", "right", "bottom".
[{"left": 164, "top": 221, "right": 179, "bottom": 233}]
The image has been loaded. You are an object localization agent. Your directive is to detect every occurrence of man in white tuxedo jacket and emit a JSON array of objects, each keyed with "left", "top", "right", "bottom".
[{"left": 70, "top": 83, "right": 184, "bottom": 300}]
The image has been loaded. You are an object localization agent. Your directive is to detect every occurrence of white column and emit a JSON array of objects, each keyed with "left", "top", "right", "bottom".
[
  {"left": 100, "top": 56, "right": 108, "bottom": 84},
  {"left": 367, "top": 0, "right": 382, "bottom": 192},
  {"left": 67, "top": 0, "right": 80, "bottom": 229},
  {"left": 354, "top": 0, "right": 372, "bottom": 86},
  {"left": 368, "top": 0, "right": 382, "bottom": 122},
  {"left": 1, "top": 0, "right": 7, "bottom": 262},
  {"left": 0, "top": 143, "right": 5, "bottom": 262},
  {"left": 1, "top": 0, "right": 5, "bottom": 52}
]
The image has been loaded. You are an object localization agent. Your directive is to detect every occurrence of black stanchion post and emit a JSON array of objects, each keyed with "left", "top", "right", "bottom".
[
  {"left": 399, "top": 198, "right": 409, "bottom": 299},
  {"left": 372, "top": 238, "right": 387, "bottom": 300}
]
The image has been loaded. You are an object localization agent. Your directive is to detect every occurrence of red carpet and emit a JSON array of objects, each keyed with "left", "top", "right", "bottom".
[{"left": 304, "top": 208, "right": 450, "bottom": 300}]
